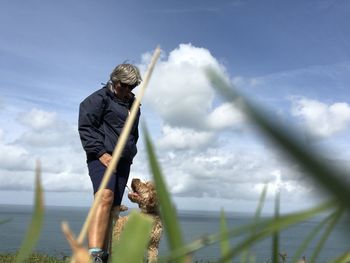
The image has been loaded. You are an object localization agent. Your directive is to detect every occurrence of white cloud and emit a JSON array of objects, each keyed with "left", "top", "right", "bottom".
[
  {"left": 0, "top": 129, "right": 4, "bottom": 141},
  {"left": 0, "top": 141, "right": 33, "bottom": 171},
  {"left": 13, "top": 106, "right": 81, "bottom": 148},
  {"left": 0, "top": 107, "right": 90, "bottom": 193},
  {"left": 0, "top": 171, "right": 36, "bottom": 191},
  {"left": 157, "top": 125, "right": 214, "bottom": 150},
  {"left": 206, "top": 102, "right": 245, "bottom": 130},
  {"left": 15, "top": 124, "right": 79, "bottom": 148},
  {"left": 132, "top": 142, "right": 315, "bottom": 204},
  {"left": 291, "top": 97, "right": 350, "bottom": 138},
  {"left": 17, "top": 108, "right": 59, "bottom": 131},
  {"left": 0, "top": 128, "right": 33, "bottom": 171},
  {"left": 142, "top": 43, "right": 234, "bottom": 131}
]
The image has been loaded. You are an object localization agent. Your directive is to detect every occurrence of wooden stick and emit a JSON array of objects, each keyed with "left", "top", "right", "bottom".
[
  {"left": 62, "top": 221, "right": 91, "bottom": 263},
  {"left": 76, "top": 46, "right": 161, "bottom": 246}
]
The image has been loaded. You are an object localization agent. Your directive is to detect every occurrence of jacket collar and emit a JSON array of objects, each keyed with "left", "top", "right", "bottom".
[{"left": 104, "top": 85, "right": 135, "bottom": 106}]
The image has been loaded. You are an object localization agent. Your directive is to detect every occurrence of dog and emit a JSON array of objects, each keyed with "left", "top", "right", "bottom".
[{"left": 113, "top": 178, "right": 162, "bottom": 262}]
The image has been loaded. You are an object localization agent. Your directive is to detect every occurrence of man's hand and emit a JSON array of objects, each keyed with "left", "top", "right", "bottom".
[{"left": 99, "top": 153, "right": 112, "bottom": 167}]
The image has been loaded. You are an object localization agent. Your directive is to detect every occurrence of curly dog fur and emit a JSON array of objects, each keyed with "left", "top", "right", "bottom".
[{"left": 113, "top": 178, "right": 162, "bottom": 262}]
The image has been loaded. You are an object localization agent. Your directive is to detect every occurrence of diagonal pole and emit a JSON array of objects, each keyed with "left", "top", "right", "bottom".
[{"left": 65, "top": 46, "right": 161, "bottom": 263}]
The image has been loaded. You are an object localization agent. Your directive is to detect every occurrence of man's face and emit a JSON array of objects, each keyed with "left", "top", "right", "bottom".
[{"left": 115, "top": 81, "right": 137, "bottom": 100}]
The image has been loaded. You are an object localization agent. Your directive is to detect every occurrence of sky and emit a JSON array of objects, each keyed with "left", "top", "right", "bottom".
[{"left": 0, "top": 0, "right": 350, "bottom": 214}]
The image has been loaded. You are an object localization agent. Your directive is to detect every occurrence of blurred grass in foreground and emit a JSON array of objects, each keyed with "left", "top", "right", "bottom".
[
  {"left": 4, "top": 68, "right": 350, "bottom": 263},
  {"left": 0, "top": 253, "right": 67, "bottom": 263},
  {"left": 15, "top": 162, "right": 45, "bottom": 263}
]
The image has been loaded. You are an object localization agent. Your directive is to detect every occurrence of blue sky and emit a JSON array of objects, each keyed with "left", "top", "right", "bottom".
[{"left": 1, "top": 0, "right": 350, "bottom": 213}]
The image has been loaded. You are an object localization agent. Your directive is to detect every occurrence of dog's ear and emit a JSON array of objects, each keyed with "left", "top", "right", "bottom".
[
  {"left": 146, "top": 195, "right": 156, "bottom": 211},
  {"left": 146, "top": 188, "right": 158, "bottom": 211},
  {"left": 146, "top": 181, "right": 155, "bottom": 190}
]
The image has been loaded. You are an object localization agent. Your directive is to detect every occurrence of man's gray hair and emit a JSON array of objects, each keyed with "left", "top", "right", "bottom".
[{"left": 110, "top": 63, "right": 142, "bottom": 86}]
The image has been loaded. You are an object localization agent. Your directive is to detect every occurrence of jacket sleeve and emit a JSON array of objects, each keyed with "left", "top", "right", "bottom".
[
  {"left": 129, "top": 96, "right": 140, "bottom": 144},
  {"left": 78, "top": 92, "right": 106, "bottom": 159},
  {"left": 134, "top": 108, "right": 141, "bottom": 144}
]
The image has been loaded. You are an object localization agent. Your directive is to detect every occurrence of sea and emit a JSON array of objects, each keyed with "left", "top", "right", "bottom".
[{"left": 0, "top": 204, "right": 348, "bottom": 262}]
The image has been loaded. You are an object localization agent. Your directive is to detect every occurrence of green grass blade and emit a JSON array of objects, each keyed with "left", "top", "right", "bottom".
[
  {"left": 219, "top": 205, "right": 334, "bottom": 263},
  {"left": 206, "top": 68, "right": 350, "bottom": 211},
  {"left": 241, "top": 252, "right": 256, "bottom": 263},
  {"left": 272, "top": 192, "right": 280, "bottom": 263},
  {"left": 330, "top": 251, "right": 350, "bottom": 263},
  {"left": 290, "top": 210, "right": 338, "bottom": 263},
  {"left": 1, "top": 253, "right": 67, "bottom": 262},
  {"left": 143, "top": 125, "right": 186, "bottom": 263},
  {"left": 112, "top": 212, "right": 153, "bottom": 263},
  {"left": 15, "top": 161, "right": 45, "bottom": 263},
  {"left": 220, "top": 209, "right": 230, "bottom": 263},
  {"left": 242, "top": 185, "right": 268, "bottom": 263},
  {"left": 254, "top": 184, "right": 268, "bottom": 224},
  {"left": 249, "top": 254, "right": 256, "bottom": 263},
  {"left": 217, "top": 229, "right": 274, "bottom": 263},
  {"left": 240, "top": 250, "right": 248, "bottom": 263},
  {"left": 159, "top": 201, "right": 333, "bottom": 262},
  {"left": 310, "top": 208, "right": 343, "bottom": 263}
]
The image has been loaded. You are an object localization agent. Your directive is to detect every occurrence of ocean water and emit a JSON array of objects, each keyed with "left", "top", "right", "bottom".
[{"left": 0, "top": 204, "right": 348, "bottom": 262}]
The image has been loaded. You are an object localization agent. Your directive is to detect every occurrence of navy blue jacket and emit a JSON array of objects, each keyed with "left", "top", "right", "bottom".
[{"left": 78, "top": 86, "right": 140, "bottom": 162}]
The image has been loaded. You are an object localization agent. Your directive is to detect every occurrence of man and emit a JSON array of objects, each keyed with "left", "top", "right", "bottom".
[{"left": 78, "top": 64, "right": 142, "bottom": 263}]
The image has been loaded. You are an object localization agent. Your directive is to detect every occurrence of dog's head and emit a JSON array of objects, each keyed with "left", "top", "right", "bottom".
[{"left": 128, "top": 178, "right": 158, "bottom": 214}]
